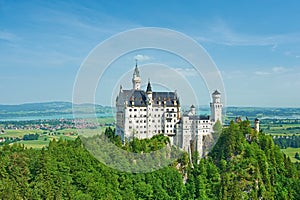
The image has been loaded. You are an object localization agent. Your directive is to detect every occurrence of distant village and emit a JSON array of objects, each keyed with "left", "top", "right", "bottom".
[{"left": 0, "top": 118, "right": 115, "bottom": 144}]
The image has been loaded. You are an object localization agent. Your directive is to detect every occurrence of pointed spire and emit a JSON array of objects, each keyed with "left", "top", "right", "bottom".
[
  {"left": 133, "top": 59, "right": 140, "bottom": 77},
  {"left": 146, "top": 79, "right": 152, "bottom": 93},
  {"left": 212, "top": 90, "right": 220, "bottom": 95}
]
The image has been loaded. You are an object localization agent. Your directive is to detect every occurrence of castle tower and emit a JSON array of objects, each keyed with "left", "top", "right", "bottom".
[
  {"left": 132, "top": 61, "right": 141, "bottom": 90},
  {"left": 146, "top": 79, "right": 152, "bottom": 100},
  {"left": 254, "top": 118, "right": 260, "bottom": 132},
  {"left": 188, "top": 105, "right": 196, "bottom": 116},
  {"left": 146, "top": 80, "right": 153, "bottom": 137},
  {"left": 210, "top": 90, "right": 223, "bottom": 124}
]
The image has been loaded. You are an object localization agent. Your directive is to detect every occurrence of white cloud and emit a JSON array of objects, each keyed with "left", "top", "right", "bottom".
[
  {"left": 134, "top": 54, "right": 151, "bottom": 62},
  {"left": 254, "top": 71, "right": 270, "bottom": 76},
  {"left": 272, "top": 66, "right": 287, "bottom": 73},
  {"left": 195, "top": 19, "right": 300, "bottom": 47},
  {"left": 0, "top": 30, "right": 19, "bottom": 42},
  {"left": 174, "top": 67, "right": 198, "bottom": 77},
  {"left": 254, "top": 66, "right": 289, "bottom": 76},
  {"left": 222, "top": 70, "right": 247, "bottom": 79},
  {"left": 284, "top": 51, "right": 300, "bottom": 59}
]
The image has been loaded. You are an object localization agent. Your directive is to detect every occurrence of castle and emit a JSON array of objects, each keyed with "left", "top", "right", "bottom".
[{"left": 115, "top": 63, "right": 223, "bottom": 157}]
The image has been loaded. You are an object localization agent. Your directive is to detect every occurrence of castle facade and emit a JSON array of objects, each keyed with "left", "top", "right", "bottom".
[{"left": 116, "top": 64, "right": 222, "bottom": 157}]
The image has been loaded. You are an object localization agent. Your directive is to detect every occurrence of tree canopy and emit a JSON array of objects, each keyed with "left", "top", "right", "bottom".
[{"left": 0, "top": 121, "right": 299, "bottom": 199}]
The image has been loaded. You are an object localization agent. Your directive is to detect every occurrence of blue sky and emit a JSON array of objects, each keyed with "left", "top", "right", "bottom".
[{"left": 1, "top": 0, "right": 300, "bottom": 107}]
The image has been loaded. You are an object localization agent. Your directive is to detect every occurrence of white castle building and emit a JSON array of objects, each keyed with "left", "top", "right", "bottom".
[{"left": 116, "top": 64, "right": 223, "bottom": 157}]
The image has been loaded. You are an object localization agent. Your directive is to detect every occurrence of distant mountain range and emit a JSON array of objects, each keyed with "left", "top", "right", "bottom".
[
  {"left": 0, "top": 101, "right": 113, "bottom": 120},
  {"left": 0, "top": 101, "right": 299, "bottom": 121}
]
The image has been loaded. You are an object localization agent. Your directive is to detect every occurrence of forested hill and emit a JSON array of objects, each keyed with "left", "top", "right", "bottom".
[{"left": 0, "top": 121, "right": 299, "bottom": 199}]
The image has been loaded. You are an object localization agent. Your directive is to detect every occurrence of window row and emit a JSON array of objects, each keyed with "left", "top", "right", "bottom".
[
  {"left": 128, "top": 107, "right": 177, "bottom": 112},
  {"left": 129, "top": 119, "right": 161, "bottom": 123}
]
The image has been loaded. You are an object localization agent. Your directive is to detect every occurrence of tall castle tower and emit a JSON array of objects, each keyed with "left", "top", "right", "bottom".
[
  {"left": 132, "top": 61, "right": 141, "bottom": 90},
  {"left": 210, "top": 90, "right": 223, "bottom": 124},
  {"left": 254, "top": 118, "right": 260, "bottom": 132}
]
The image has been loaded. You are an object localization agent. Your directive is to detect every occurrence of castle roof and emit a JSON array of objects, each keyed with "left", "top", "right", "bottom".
[
  {"left": 146, "top": 80, "right": 152, "bottom": 93},
  {"left": 119, "top": 89, "right": 179, "bottom": 107},
  {"left": 212, "top": 90, "right": 220, "bottom": 95}
]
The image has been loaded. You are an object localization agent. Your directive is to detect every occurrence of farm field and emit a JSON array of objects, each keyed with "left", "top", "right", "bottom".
[
  {"left": 281, "top": 147, "right": 300, "bottom": 163},
  {"left": 1, "top": 117, "right": 112, "bottom": 149}
]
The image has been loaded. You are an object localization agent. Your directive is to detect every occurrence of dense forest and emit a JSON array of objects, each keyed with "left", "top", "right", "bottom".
[
  {"left": 273, "top": 135, "right": 300, "bottom": 149},
  {"left": 0, "top": 121, "right": 299, "bottom": 199}
]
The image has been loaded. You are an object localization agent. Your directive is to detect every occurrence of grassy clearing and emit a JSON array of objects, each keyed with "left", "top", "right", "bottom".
[
  {"left": 5, "top": 127, "right": 106, "bottom": 149},
  {"left": 97, "top": 117, "right": 115, "bottom": 124},
  {"left": 2, "top": 129, "right": 44, "bottom": 137},
  {"left": 16, "top": 139, "right": 49, "bottom": 149},
  {"left": 13, "top": 135, "right": 78, "bottom": 149},
  {"left": 281, "top": 147, "right": 300, "bottom": 163},
  {"left": 76, "top": 128, "right": 103, "bottom": 138}
]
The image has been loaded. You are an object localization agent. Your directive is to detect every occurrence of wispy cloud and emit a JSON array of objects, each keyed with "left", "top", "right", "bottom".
[
  {"left": 284, "top": 51, "right": 300, "bottom": 59},
  {"left": 134, "top": 54, "right": 151, "bottom": 62},
  {"left": 195, "top": 19, "right": 300, "bottom": 47},
  {"left": 0, "top": 30, "right": 19, "bottom": 42},
  {"left": 175, "top": 67, "right": 198, "bottom": 77},
  {"left": 272, "top": 66, "right": 288, "bottom": 73},
  {"left": 254, "top": 66, "right": 290, "bottom": 76},
  {"left": 221, "top": 70, "right": 247, "bottom": 79},
  {"left": 254, "top": 71, "right": 271, "bottom": 76}
]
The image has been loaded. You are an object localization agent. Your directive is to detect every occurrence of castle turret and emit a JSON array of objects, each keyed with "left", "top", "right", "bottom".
[
  {"left": 132, "top": 61, "right": 141, "bottom": 90},
  {"left": 254, "top": 118, "right": 260, "bottom": 132},
  {"left": 210, "top": 90, "right": 223, "bottom": 124},
  {"left": 146, "top": 79, "right": 153, "bottom": 102},
  {"left": 188, "top": 105, "right": 196, "bottom": 116},
  {"left": 146, "top": 79, "right": 153, "bottom": 137}
]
